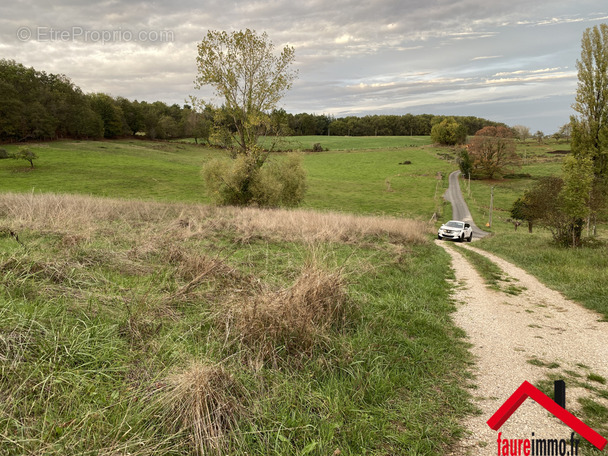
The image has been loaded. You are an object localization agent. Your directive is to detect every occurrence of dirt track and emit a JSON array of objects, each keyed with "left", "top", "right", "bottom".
[{"left": 437, "top": 241, "right": 608, "bottom": 454}]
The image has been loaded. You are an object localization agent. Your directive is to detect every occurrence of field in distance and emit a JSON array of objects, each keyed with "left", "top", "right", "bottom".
[{"left": 0, "top": 136, "right": 455, "bottom": 219}]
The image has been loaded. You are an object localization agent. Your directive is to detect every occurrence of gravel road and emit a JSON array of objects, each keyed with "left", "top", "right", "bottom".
[{"left": 438, "top": 242, "right": 608, "bottom": 454}]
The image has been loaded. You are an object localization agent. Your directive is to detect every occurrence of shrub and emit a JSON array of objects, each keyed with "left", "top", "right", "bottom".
[
  {"left": 201, "top": 155, "right": 254, "bottom": 206},
  {"left": 458, "top": 148, "right": 473, "bottom": 177},
  {"left": 202, "top": 153, "right": 306, "bottom": 207},
  {"left": 0, "top": 149, "right": 10, "bottom": 159},
  {"left": 252, "top": 154, "right": 307, "bottom": 207}
]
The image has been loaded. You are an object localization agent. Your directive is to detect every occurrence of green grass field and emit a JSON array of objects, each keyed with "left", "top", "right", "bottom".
[
  {"left": 0, "top": 137, "right": 455, "bottom": 218},
  {"left": 181, "top": 135, "right": 431, "bottom": 151}
]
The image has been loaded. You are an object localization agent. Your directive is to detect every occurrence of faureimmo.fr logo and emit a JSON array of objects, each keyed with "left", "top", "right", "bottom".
[{"left": 487, "top": 381, "right": 607, "bottom": 454}]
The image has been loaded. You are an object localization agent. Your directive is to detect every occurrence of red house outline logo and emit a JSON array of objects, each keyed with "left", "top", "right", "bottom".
[{"left": 487, "top": 380, "right": 607, "bottom": 451}]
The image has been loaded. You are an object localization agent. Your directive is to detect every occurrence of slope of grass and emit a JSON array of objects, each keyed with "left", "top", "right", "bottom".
[
  {"left": 0, "top": 140, "right": 219, "bottom": 203},
  {"left": 0, "top": 138, "right": 455, "bottom": 219},
  {"left": 301, "top": 145, "right": 454, "bottom": 217},
  {"left": 0, "top": 193, "right": 472, "bottom": 455},
  {"left": 258, "top": 135, "right": 432, "bottom": 151}
]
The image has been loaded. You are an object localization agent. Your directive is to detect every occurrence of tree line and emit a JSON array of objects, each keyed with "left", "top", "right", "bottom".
[{"left": 0, "top": 59, "right": 503, "bottom": 143}]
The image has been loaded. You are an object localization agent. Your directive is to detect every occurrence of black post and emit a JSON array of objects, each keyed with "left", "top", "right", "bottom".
[{"left": 554, "top": 380, "right": 566, "bottom": 409}]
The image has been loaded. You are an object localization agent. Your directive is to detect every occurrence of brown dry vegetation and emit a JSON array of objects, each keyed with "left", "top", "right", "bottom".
[
  {"left": 222, "top": 266, "right": 352, "bottom": 366},
  {"left": 160, "top": 362, "right": 245, "bottom": 455},
  {"left": 0, "top": 192, "right": 431, "bottom": 245}
]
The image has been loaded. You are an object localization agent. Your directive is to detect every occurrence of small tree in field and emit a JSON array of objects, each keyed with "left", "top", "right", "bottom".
[
  {"left": 512, "top": 125, "right": 531, "bottom": 142},
  {"left": 195, "top": 29, "right": 303, "bottom": 206},
  {"left": 468, "top": 126, "right": 520, "bottom": 179},
  {"left": 195, "top": 29, "right": 297, "bottom": 155},
  {"left": 511, "top": 196, "right": 534, "bottom": 233},
  {"left": 14, "top": 147, "right": 38, "bottom": 168}
]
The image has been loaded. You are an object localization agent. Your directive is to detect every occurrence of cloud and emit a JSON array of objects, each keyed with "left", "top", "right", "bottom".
[
  {"left": 0, "top": 0, "right": 605, "bottom": 133},
  {"left": 472, "top": 55, "right": 503, "bottom": 61}
]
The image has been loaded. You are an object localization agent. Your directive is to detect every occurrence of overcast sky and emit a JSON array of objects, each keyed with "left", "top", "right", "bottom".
[{"left": 2, "top": 0, "right": 607, "bottom": 134}]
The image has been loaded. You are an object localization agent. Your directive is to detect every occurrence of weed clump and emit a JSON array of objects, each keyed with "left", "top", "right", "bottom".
[
  {"left": 159, "top": 362, "right": 244, "bottom": 455},
  {"left": 222, "top": 266, "right": 352, "bottom": 364}
]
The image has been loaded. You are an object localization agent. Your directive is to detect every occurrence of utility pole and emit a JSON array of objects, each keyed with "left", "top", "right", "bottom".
[{"left": 489, "top": 186, "right": 495, "bottom": 227}]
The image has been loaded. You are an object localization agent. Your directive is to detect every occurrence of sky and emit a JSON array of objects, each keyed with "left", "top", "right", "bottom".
[{"left": 1, "top": 0, "right": 607, "bottom": 134}]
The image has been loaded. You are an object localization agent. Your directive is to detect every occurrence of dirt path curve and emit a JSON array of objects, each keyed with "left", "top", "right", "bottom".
[{"left": 437, "top": 241, "right": 608, "bottom": 454}]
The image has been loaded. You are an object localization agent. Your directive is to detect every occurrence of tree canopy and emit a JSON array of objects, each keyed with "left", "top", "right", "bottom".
[
  {"left": 467, "top": 126, "right": 521, "bottom": 179},
  {"left": 572, "top": 23, "right": 608, "bottom": 179},
  {"left": 564, "top": 23, "right": 608, "bottom": 244},
  {"left": 430, "top": 117, "right": 467, "bottom": 145},
  {"left": 194, "top": 29, "right": 297, "bottom": 154}
]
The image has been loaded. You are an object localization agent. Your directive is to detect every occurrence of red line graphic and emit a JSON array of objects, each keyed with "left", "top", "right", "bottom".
[{"left": 487, "top": 381, "right": 607, "bottom": 451}]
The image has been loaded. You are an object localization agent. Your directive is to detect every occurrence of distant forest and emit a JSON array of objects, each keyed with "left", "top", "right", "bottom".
[{"left": 0, "top": 59, "right": 504, "bottom": 143}]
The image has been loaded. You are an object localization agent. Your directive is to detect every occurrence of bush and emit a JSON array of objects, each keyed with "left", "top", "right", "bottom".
[
  {"left": 202, "top": 153, "right": 306, "bottom": 207},
  {"left": 458, "top": 148, "right": 473, "bottom": 177},
  {"left": 0, "top": 149, "right": 10, "bottom": 159},
  {"left": 431, "top": 118, "right": 467, "bottom": 145},
  {"left": 253, "top": 154, "right": 307, "bottom": 207},
  {"left": 202, "top": 155, "right": 252, "bottom": 206}
]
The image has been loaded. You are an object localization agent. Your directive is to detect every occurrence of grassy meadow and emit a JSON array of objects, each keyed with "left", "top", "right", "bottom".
[
  {"left": 0, "top": 193, "right": 473, "bottom": 455},
  {"left": 0, "top": 137, "right": 469, "bottom": 454},
  {"left": 1, "top": 134, "right": 607, "bottom": 454},
  {"left": 0, "top": 136, "right": 454, "bottom": 218}
]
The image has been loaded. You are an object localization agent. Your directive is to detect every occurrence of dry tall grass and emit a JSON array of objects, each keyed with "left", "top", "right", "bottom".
[
  {"left": 159, "top": 362, "right": 244, "bottom": 455},
  {"left": 0, "top": 192, "right": 431, "bottom": 245},
  {"left": 222, "top": 265, "right": 352, "bottom": 365}
]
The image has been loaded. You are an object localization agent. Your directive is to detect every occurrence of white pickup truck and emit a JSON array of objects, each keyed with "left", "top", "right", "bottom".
[{"left": 437, "top": 220, "right": 473, "bottom": 242}]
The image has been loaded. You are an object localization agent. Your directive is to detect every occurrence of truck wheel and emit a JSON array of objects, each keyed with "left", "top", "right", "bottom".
[{"left": 467, "top": 234, "right": 472, "bottom": 242}]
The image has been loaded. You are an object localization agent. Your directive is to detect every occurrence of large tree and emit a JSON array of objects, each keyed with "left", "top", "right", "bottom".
[
  {"left": 430, "top": 117, "right": 467, "bottom": 145},
  {"left": 568, "top": 23, "right": 608, "bottom": 241},
  {"left": 468, "top": 126, "right": 520, "bottom": 179},
  {"left": 194, "top": 29, "right": 297, "bottom": 156},
  {"left": 572, "top": 23, "right": 608, "bottom": 178}
]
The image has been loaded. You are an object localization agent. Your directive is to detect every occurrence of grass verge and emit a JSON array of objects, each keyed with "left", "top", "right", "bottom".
[{"left": 474, "top": 232, "right": 608, "bottom": 318}]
